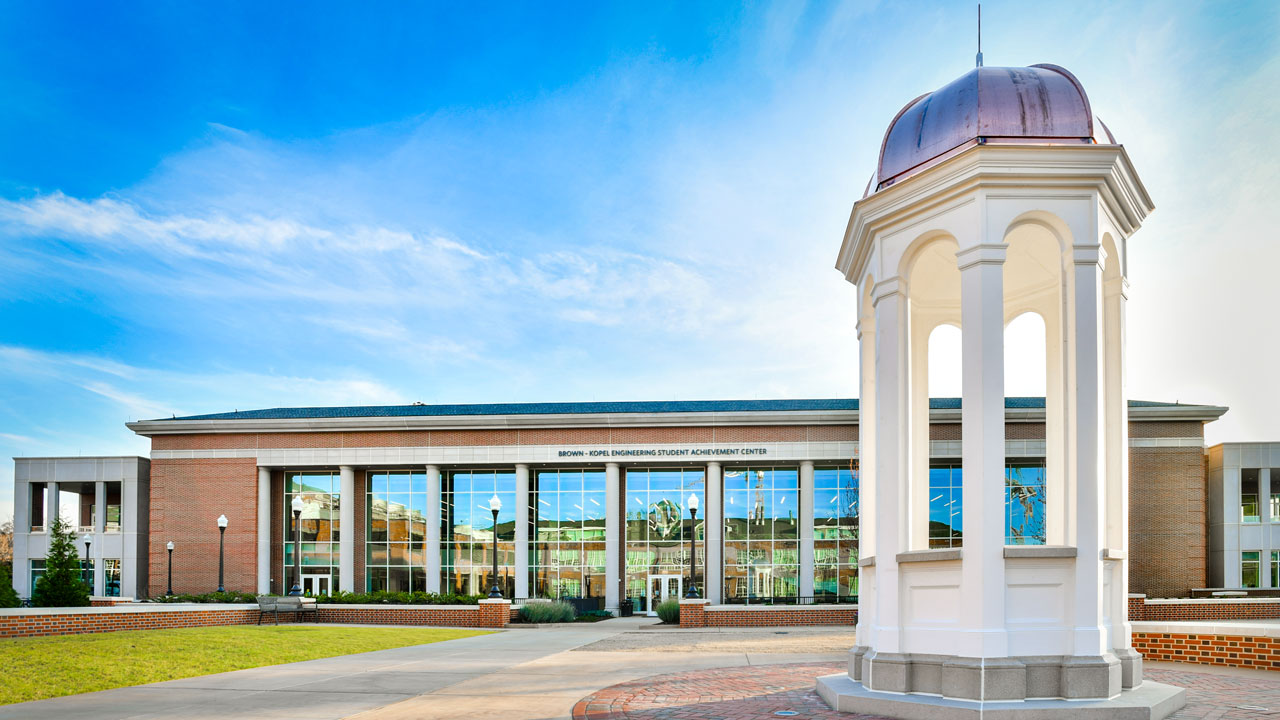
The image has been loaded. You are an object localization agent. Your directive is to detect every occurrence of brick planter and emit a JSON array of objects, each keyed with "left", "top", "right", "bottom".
[
  {"left": 679, "top": 601, "right": 856, "bottom": 628},
  {"left": 1132, "top": 621, "right": 1280, "bottom": 670},
  {"left": 1128, "top": 593, "right": 1280, "bottom": 622}
]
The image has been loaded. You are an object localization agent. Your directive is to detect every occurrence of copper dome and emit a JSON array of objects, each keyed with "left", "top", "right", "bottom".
[{"left": 873, "top": 64, "right": 1111, "bottom": 193}]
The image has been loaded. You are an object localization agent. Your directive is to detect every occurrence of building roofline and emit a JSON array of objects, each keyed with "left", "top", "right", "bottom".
[{"left": 13, "top": 455, "right": 150, "bottom": 462}]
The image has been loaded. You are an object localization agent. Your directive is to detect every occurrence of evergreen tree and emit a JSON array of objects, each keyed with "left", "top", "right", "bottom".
[
  {"left": 0, "top": 564, "right": 18, "bottom": 608},
  {"left": 32, "top": 517, "right": 90, "bottom": 607}
]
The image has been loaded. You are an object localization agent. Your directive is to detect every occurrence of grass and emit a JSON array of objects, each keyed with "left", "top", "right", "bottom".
[{"left": 0, "top": 625, "right": 490, "bottom": 705}]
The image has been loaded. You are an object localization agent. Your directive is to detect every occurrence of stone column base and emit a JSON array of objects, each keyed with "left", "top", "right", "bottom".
[
  {"left": 859, "top": 649, "right": 1134, "bottom": 701},
  {"left": 818, "top": 672, "right": 1185, "bottom": 720}
]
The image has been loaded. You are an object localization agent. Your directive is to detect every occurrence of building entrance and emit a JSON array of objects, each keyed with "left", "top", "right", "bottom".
[
  {"left": 648, "top": 574, "right": 682, "bottom": 615},
  {"left": 301, "top": 574, "right": 330, "bottom": 597}
]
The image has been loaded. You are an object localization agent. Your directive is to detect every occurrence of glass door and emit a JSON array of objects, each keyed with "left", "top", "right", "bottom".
[
  {"left": 301, "top": 574, "right": 330, "bottom": 597},
  {"left": 648, "top": 573, "right": 682, "bottom": 615}
]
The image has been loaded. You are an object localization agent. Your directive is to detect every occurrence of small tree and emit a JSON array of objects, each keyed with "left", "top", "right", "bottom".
[
  {"left": 0, "top": 564, "right": 18, "bottom": 608},
  {"left": 32, "top": 517, "right": 90, "bottom": 607}
]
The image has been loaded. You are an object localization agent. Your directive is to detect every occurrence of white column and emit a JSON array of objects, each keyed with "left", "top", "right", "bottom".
[
  {"left": 515, "top": 464, "right": 530, "bottom": 599},
  {"left": 338, "top": 466, "right": 356, "bottom": 593},
  {"left": 872, "top": 279, "right": 908, "bottom": 654},
  {"left": 1105, "top": 276, "right": 1132, "bottom": 638},
  {"left": 94, "top": 481, "right": 106, "bottom": 533},
  {"left": 13, "top": 480, "right": 29, "bottom": 597},
  {"left": 956, "top": 243, "right": 1008, "bottom": 659},
  {"left": 47, "top": 482, "right": 60, "bottom": 530},
  {"left": 856, "top": 310, "right": 877, "bottom": 650},
  {"left": 425, "top": 465, "right": 442, "bottom": 593},
  {"left": 1071, "top": 245, "right": 1108, "bottom": 656},
  {"left": 799, "top": 461, "right": 815, "bottom": 598},
  {"left": 93, "top": 480, "right": 106, "bottom": 596},
  {"left": 257, "top": 467, "right": 271, "bottom": 594},
  {"left": 605, "top": 463, "right": 622, "bottom": 611},
  {"left": 704, "top": 461, "right": 723, "bottom": 603}
]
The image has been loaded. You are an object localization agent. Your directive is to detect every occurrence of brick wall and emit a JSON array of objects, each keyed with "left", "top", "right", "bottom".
[
  {"left": 1132, "top": 631, "right": 1280, "bottom": 670},
  {"left": 680, "top": 602, "right": 857, "bottom": 628},
  {"left": 1128, "top": 595, "right": 1280, "bottom": 622},
  {"left": 149, "top": 458, "right": 259, "bottom": 597},
  {"left": 1130, "top": 444, "right": 1208, "bottom": 597}
]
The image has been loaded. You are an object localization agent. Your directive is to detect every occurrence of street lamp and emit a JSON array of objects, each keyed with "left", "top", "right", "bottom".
[
  {"left": 487, "top": 494, "right": 503, "bottom": 599},
  {"left": 216, "top": 514, "right": 228, "bottom": 593},
  {"left": 685, "top": 493, "right": 700, "bottom": 598},
  {"left": 166, "top": 541, "right": 175, "bottom": 596},
  {"left": 82, "top": 535, "right": 93, "bottom": 591},
  {"left": 290, "top": 496, "right": 304, "bottom": 596}
]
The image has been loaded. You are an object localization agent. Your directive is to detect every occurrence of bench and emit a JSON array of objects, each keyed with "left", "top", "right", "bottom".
[{"left": 257, "top": 596, "right": 318, "bottom": 624}]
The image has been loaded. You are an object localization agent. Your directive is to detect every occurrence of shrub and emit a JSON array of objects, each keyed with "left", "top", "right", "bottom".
[
  {"left": 32, "top": 517, "right": 90, "bottom": 608},
  {"left": 655, "top": 599, "right": 680, "bottom": 624},
  {"left": 0, "top": 565, "right": 19, "bottom": 608},
  {"left": 316, "top": 590, "right": 483, "bottom": 605},
  {"left": 576, "top": 609, "right": 614, "bottom": 622},
  {"left": 517, "top": 600, "right": 576, "bottom": 624}
]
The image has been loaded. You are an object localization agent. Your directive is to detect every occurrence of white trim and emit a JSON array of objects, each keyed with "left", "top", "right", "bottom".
[{"left": 1128, "top": 437, "right": 1205, "bottom": 448}]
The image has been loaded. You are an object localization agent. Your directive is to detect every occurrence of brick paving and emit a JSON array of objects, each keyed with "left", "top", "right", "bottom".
[{"left": 570, "top": 662, "right": 1280, "bottom": 720}]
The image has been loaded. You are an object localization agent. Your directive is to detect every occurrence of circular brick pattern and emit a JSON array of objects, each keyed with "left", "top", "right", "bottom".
[{"left": 571, "top": 662, "right": 1280, "bottom": 720}]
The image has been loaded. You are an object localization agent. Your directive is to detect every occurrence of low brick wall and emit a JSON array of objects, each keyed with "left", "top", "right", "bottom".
[
  {"left": 1128, "top": 594, "right": 1280, "bottom": 622},
  {"left": 0, "top": 601, "right": 509, "bottom": 640},
  {"left": 680, "top": 600, "right": 857, "bottom": 628},
  {"left": 1132, "top": 622, "right": 1280, "bottom": 670}
]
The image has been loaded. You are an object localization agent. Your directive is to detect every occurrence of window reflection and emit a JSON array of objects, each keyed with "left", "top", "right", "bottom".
[
  {"left": 624, "top": 468, "right": 704, "bottom": 613},
  {"left": 723, "top": 467, "right": 800, "bottom": 602},
  {"left": 532, "top": 469, "right": 606, "bottom": 599},
  {"left": 283, "top": 472, "right": 341, "bottom": 594},
  {"left": 366, "top": 471, "right": 428, "bottom": 592},
  {"left": 441, "top": 470, "right": 516, "bottom": 597},
  {"left": 814, "top": 465, "right": 858, "bottom": 602}
]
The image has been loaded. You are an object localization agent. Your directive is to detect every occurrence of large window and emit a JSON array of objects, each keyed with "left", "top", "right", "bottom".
[
  {"left": 442, "top": 469, "right": 517, "bottom": 597},
  {"left": 366, "top": 471, "right": 428, "bottom": 592},
  {"left": 814, "top": 465, "right": 858, "bottom": 601},
  {"left": 1272, "top": 552, "right": 1279, "bottom": 589},
  {"left": 1005, "top": 463, "right": 1047, "bottom": 545},
  {"left": 723, "top": 467, "right": 799, "bottom": 602},
  {"left": 283, "top": 472, "right": 341, "bottom": 594},
  {"left": 625, "top": 468, "right": 705, "bottom": 613},
  {"left": 29, "top": 559, "right": 44, "bottom": 597},
  {"left": 104, "top": 558, "right": 121, "bottom": 597},
  {"left": 1242, "top": 469, "right": 1261, "bottom": 523},
  {"left": 1243, "top": 551, "right": 1261, "bottom": 588},
  {"left": 531, "top": 469, "right": 607, "bottom": 599},
  {"left": 929, "top": 464, "right": 963, "bottom": 548}
]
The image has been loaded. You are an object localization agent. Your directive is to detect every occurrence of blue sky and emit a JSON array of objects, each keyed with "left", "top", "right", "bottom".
[{"left": 1, "top": 1, "right": 1277, "bottom": 520}]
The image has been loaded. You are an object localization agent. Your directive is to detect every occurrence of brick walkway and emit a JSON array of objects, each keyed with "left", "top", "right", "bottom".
[{"left": 571, "top": 662, "right": 1280, "bottom": 719}]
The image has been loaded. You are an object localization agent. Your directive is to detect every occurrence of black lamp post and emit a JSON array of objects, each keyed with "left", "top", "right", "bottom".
[
  {"left": 290, "top": 496, "right": 304, "bottom": 596},
  {"left": 82, "top": 535, "right": 93, "bottom": 591},
  {"left": 166, "top": 541, "right": 174, "bottom": 596},
  {"left": 487, "top": 494, "right": 503, "bottom": 598},
  {"left": 685, "top": 493, "right": 700, "bottom": 598},
  {"left": 216, "top": 514, "right": 228, "bottom": 593}
]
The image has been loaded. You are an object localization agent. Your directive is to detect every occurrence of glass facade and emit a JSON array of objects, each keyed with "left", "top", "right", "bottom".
[
  {"left": 443, "top": 469, "right": 517, "bottom": 597},
  {"left": 1005, "top": 463, "right": 1047, "bottom": 545},
  {"left": 1243, "top": 551, "right": 1261, "bottom": 588},
  {"left": 1242, "top": 469, "right": 1260, "bottom": 523},
  {"left": 625, "top": 468, "right": 704, "bottom": 612},
  {"left": 1272, "top": 551, "right": 1280, "bottom": 588},
  {"left": 814, "top": 465, "right": 858, "bottom": 601},
  {"left": 366, "top": 471, "right": 428, "bottom": 592},
  {"left": 104, "top": 558, "right": 121, "bottom": 597},
  {"left": 929, "top": 464, "right": 963, "bottom": 548},
  {"left": 723, "top": 467, "right": 799, "bottom": 601},
  {"left": 283, "top": 471, "right": 341, "bottom": 595},
  {"left": 531, "top": 469, "right": 607, "bottom": 599}
]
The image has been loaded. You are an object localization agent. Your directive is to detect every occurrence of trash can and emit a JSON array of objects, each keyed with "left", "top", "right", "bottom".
[{"left": 619, "top": 598, "right": 634, "bottom": 617}]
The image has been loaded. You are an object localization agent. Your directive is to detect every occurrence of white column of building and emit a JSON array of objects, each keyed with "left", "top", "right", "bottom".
[
  {"left": 47, "top": 482, "right": 60, "bottom": 530},
  {"left": 799, "top": 461, "right": 815, "bottom": 599},
  {"left": 338, "top": 466, "right": 356, "bottom": 593},
  {"left": 425, "top": 465, "right": 442, "bottom": 593},
  {"left": 871, "top": 279, "right": 908, "bottom": 654},
  {"left": 605, "top": 463, "right": 622, "bottom": 611},
  {"left": 257, "top": 467, "right": 271, "bottom": 594},
  {"left": 93, "top": 480, "right": 106, "bottom": 595},
  {"left": 1071, "top": 245, "right": 1109, "bottom": 657},
  {"left": 704, "top": 461, "right": 723, "bottom": 603},
  {"left": 956, "top": 243, "right": 1008, "bottom": 659},
  {"left": 515, "top": 464, "right": 530, "bottom": 599},
  {"left": 13, "top": 480, "right": 29, "bottom": 597},
  {"left": 855, "top": 309, "right": 877, "bottom": 651},
  {"left": 1104, "top": 275, "right": 1133, "bottom": 631}
]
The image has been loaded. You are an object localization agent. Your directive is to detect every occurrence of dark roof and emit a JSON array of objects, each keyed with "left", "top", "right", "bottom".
[{"left": 153, "top": 397, "right": 1199, "bottom": 422}]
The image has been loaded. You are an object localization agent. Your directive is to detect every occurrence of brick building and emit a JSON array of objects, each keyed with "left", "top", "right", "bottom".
[{"left": 10, "top": 397, "right": 1226, "bottom": 608}]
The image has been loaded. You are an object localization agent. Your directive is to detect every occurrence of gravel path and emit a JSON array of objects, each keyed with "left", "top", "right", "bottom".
[{"left": 573, "top": 628, "right": 857, "bottom": 654}]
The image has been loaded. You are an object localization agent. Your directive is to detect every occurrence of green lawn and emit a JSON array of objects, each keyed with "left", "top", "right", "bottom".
[{"left": 0, "top": 625, "right": 490, "bottom": 705}]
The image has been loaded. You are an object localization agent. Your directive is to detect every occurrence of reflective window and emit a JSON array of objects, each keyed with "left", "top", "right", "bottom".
[
  {"left": 366, "top": 471, "right": 428, "bottom": 593},
  {"left": 442, "top": 469, "right": 516, "bottom": 597},
  {"left": 1005, "top": 463, "right": 1047, "bottom": 545},
  {"left": 531, "top": 469, "right": 607, "bottom": 599},
  {"left": 1243, "top": 551, "right": 1261, "bottom": 588},
  {"left": 814, "top": 465, "right": 858, "bottom": 602},
  {"left": 29, "top": 483, "right": 46, "bottom": 532},
  {"left": 723, "top": 467, "right": 799, "bottom": 602},
  {"left": 1242, "top": 469, "right": 1261, "bottom": 523},
  {"left": 625, "top": 468, "right": 705, "bottom": 613},
  {"left": 29, "top": 559, "right": 45, "bottom": 597},
  {"left": 929, "top": 464, "right": 963, "bottom": 548},
  {"left": 1272, "top": 551, "right": 1280, "bottom": 588},
  {"left": 283, "top": 472, "right": 341, "bottom": 595},
  {"left": 104, "top": 558, "right": 121, "bottom": 597}
]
